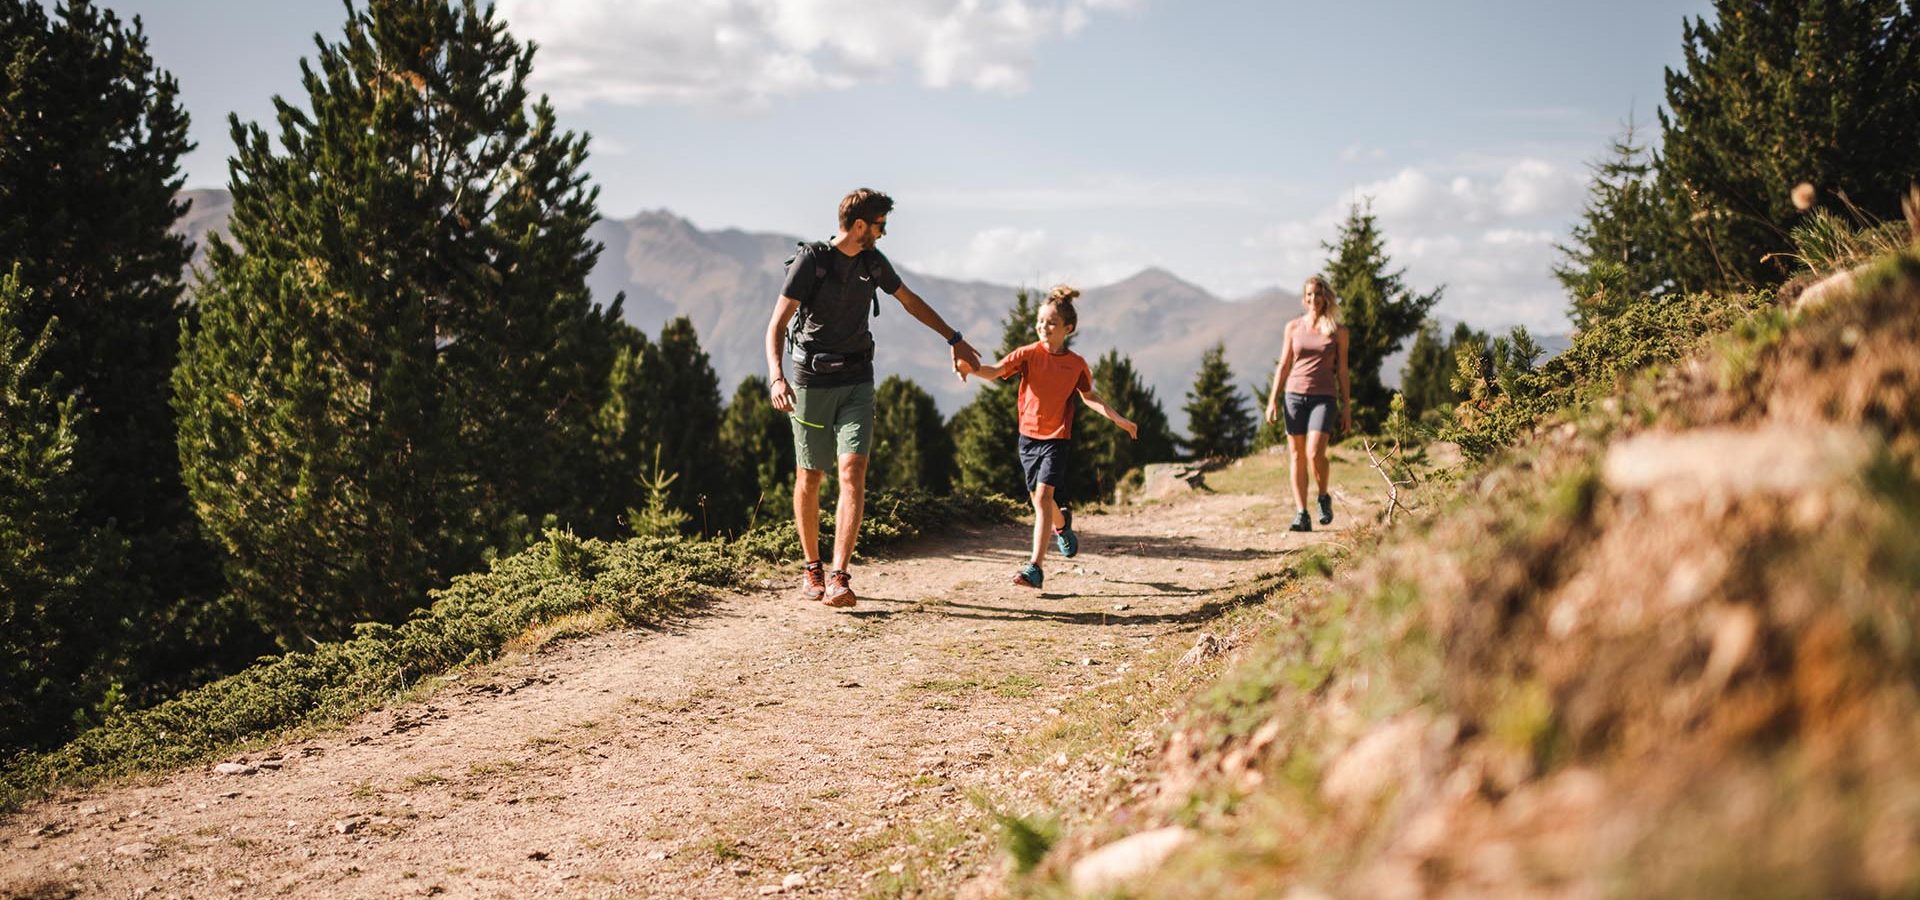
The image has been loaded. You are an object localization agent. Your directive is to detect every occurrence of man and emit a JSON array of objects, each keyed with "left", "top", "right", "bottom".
[{"left": 765, "top": 188, "right": 981, "bottom": 607}]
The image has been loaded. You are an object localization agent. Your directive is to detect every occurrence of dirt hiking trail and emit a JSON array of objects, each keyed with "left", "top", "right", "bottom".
[{"left": 3, "top": 457, "right": 1375, "bottom": 899}]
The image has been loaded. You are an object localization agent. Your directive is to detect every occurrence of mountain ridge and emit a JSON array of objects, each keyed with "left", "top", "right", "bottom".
[{"left": 169, "top": 189, "right": 1563, "bottom": 423}]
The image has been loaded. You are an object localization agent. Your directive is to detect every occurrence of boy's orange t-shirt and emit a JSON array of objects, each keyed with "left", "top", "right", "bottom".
[{"left": 998, "top": 341, "right": 1092, "bottom": 439}]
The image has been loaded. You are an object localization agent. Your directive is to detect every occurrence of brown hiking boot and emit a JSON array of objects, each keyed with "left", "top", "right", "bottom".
[
  {"left": 798, "top": 562, "right": 826, "bottom": 603},
  {"left": 823, "top": 569, "right": 857, "bottom": 608}
]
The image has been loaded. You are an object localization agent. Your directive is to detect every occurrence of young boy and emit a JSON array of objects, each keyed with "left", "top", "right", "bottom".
[{"left": 960, "top": 286, "right": 1137, "bottom": 589}]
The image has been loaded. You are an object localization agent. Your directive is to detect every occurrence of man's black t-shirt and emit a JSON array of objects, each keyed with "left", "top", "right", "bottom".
[{"left": 781, "top": 244, "right": 904, "bottom": 387}]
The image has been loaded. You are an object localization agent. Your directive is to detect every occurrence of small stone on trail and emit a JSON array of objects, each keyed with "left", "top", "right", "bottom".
[
  {"left": 334, "top": 819, "right": 362, "bottom": 835},
  {"left": 836, "top": 679, "right": 861, "bottom": 688},
  {"left": 218, "top": 790, "right": 242, "bottom": 799},
  {"left": 527, "top": 850, "right": 550, "bottom": 861},
  {"left": 1081, "top": 657, "right": 1097, "bottom": 666},
  {"left": 757, "top": 887, "right": 784, "bottom": 896},
  {"left": 113, "top": 841, "right": 158, "bottom": 858},
  {"left": 783, "top": 873, "right": 809, "bottom": 889},
  {"left": 213, "top": 762, "right": 257, "bottom": 776},
  {"left": 1112, "top": 603, "right": 1130, "bottom": 611},
  {"left": 887, "top": 863, "right": 906, "bottom": 874}
]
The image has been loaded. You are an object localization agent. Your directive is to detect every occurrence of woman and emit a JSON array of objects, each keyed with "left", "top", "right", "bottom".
[{"left": 1264, "top": 275, "right": 1350, "bottom": 532}]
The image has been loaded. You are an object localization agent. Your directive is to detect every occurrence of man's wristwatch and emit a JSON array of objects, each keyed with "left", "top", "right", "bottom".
[{"left": 946, "top": 331, "right": 963, "bottom": 347}]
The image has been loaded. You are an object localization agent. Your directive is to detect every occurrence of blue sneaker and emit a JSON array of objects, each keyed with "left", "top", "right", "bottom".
[
  {"left": 1014, "top": 563, "right": 1044, "bottom": 589},
  {"left": 1054, "top": 507, "right": 1078, "bottom": 558},
  {"left": 1317, "top": 493, "right": 1334, "bottom": 525}
]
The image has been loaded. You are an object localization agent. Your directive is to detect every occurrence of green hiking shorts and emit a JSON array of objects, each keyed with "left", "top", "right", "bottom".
[{"left": 791, "top": 382, "right": 874, "bottom": 470}]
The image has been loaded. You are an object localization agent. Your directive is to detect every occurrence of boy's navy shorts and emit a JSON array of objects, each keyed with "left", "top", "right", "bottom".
[{"left": 1017, "top": 434, "right": 1071, "bottom": 496}]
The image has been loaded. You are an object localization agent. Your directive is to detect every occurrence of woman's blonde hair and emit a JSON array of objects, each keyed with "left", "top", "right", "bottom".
[
  {"left": 1302, "top": 275, "right": 1338, "bottom": 336},
  {"left": 1044, "top": 284, "right": 1080, "bottom": 329}
]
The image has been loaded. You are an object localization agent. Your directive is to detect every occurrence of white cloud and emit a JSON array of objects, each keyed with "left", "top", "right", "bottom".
[
  {"left": 1242, "top": 158, "right": 1587, "bottom": 332},
  {"left": 909, "top": 226, "right": 1146, "bottom": 287},
  {"left": 496, "top": 0, "right": 1142, "bottom": 109},
  {"left": 914, "top": 173, "right": 1268, "bottom": 213}
]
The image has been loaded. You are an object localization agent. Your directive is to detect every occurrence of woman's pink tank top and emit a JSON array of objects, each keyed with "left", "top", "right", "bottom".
[{"left": 1285, "top": 318, "right": 1339, "bottom": 396}]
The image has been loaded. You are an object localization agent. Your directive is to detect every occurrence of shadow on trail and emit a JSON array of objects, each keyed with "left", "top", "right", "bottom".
[
  {"left": 927, "top": 588, "right": 1274, "bottom": 627},
  {"left": 1084, "top": 533, "right": 1276, "bottom": 563}
]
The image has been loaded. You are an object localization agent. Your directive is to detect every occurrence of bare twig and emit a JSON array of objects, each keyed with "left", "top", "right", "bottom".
[{"left": 1362, "top": 437, "right": 1418, "bottom": 525}]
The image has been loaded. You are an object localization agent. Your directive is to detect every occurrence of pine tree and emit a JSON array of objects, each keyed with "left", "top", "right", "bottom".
[
  {"left": 173, "top": 0, "right": 618, "bottom": 645},
  {"left": 0, "top": 0, "right": 221, "bottom": 699},
  {"left": 951, "top": 290, "right": 1037, "bottom": 497},
  {"left": 1398, "top": 320, "right": 1457, "bottom": 419},
  {"left": 718, "top": 374, "right": 795, "bottom": 530},
  {"left": 1323, "top": 201, "right": 1441, "bottom": 431},
  {"left": 871, "top": 375, "right": 955, "bottom": 496},
  {"left": 1659, "top": 0, "right": 1920, "bottom": 291},
  {"left": 592, "top": 322, "right": 659, "bottom": 533},
  {"left": 1183, "top": 342, "right": 1255, "bottom": 461},
  {"left": 1554, "top": 117, "right": 1671, "bottom": 329},
  {"left": 652, "top": 317, "right": 725, "bottom": 534},
  {"left": 1075, "top": 350, "right": 1176, "bottom": 501},
  {"left": 0, "top": 269, "right": 129, "bottom": 752}
]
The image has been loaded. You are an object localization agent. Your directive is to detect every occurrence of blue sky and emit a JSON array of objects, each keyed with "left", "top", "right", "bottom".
[{"left": 111, "top": 0, "right": 1714, "bottom": 332}]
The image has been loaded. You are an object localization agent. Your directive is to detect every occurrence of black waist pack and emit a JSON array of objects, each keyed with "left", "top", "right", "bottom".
[{"left": 790, "top": 347, "right": 872, "bottom": 374}]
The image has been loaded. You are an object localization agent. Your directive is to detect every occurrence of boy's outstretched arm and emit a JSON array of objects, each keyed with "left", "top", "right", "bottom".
[
  {"left": 962, "top": 355, "right": 1012, "bottom": 381},
  {"left": 1078, "top": 388, "right": 1139, "bottom": 439}
]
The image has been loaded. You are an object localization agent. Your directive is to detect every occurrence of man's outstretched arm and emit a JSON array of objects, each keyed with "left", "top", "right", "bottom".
[{"left": 893, "top": 285, "right": 981, "bottom": 376}]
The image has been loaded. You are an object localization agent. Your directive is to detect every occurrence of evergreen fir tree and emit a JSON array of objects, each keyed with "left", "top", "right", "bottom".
[
  {"left": 1183, "top": 342, "right": 1255, "bottom": 461},
  {"left": 173, "top": 0, "right": 618, "bottom": 645},
  {"left": 0, "top": 269, "right": 129, "bottom": 752},
  {"left": 1323, "top": 201, "right": 1441, "bottom": 431},
  {"left": 1398, "top": 320, "right": 1458, "bottom": 419},
  {"left": 592, "top": 321, "right": 660, "bottom": 533},
  {"left": 1659, "top": 0, "right": 1920, "bottom": 291},
  {"left": 1553, "top": 117, "right": 1669, "bottom": 329},
  {"left": 652, "top": 317, "right": 725, "bottom": 534},
  {"left": 950, "top": 289, "right": 1037, "bottom": 497},
  {"left": 0, "top": 0, "right": 225, "bottom": 701},
  {"left": 1076, "top": 350, "right": 1177, "bottom": 501},
  {"left": 718, "top": 374, "right": 794, "bottom": 530},
  {"left": 1250, "top": 372, "right": 1287, "bottom": 453},
  {"left": 870, "top": 375, "right": 955, "bottom": 496}
]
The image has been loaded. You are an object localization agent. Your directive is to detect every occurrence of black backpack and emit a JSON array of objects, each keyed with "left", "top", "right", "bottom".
[{"left": 785, "top": 240, "right": 881, "bottom": 318}]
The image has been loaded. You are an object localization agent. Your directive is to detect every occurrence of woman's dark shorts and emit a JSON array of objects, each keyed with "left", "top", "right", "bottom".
[
  {"left": 1017, "top": 435, "right": 1072, "bottom": 495},
  {"left": 1282, "top": 392, "right": 1337, "bottom": 436}
]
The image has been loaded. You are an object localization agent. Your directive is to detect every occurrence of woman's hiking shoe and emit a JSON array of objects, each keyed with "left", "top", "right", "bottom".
[
  {"left": 798, "top": 562, "right": 826, "bottom": 602},
  {"left": 823, "top": 570, "right": 857, "bottom": 607},
  {"left": 1289, "top": 509, "right": 1313, "bottom": 532},
  {"left": 1014, "top": 564, "right": 1044, "bottom": 589},
  {"left": 1317, "top": 493, "right": 1334, "bottom": 525},
  {"left": 1054, "top": 507, "right": 1079, "bottom": 558}
]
